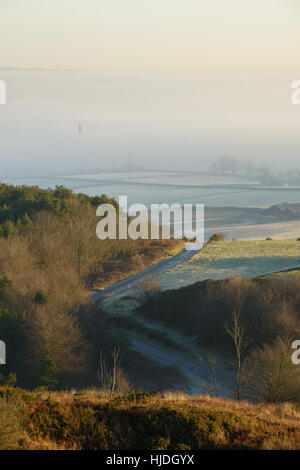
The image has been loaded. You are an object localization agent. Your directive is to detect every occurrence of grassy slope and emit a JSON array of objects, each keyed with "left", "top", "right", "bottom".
[
  {"left": 158, "top": 239, "right": 300, "bottom": 289},
  {"left": 195, "top": 239, "right": 300, "bottom": 261},
  {"left": 2, "top": 387, "right": 300, "bottom": 450}
]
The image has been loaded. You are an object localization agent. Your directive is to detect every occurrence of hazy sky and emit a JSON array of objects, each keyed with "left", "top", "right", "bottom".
[
  {"left": 1, "top": 0, "right": 299, "bottom": 74},
  {"left": 0, "top": 0, "right": 299, "bottom": 174}
]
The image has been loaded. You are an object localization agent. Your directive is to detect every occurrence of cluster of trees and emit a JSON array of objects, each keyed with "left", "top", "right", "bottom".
[
  {"left": 0, "top": 183, "right": 175, "bottom": 390},
  {"left": 139, "top": 277, "right": 300, "bottom": 403},
  {"left": 0, "top": 183, "right": 118, "bottom": 237}
]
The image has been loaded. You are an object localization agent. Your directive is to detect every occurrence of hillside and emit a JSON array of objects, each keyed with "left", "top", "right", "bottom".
[
  {"left": 1, "top": 387, "right": 300, "bottom": 450},
  {"left": 0, "top": 183, "right": 184, "bottom": 391}
]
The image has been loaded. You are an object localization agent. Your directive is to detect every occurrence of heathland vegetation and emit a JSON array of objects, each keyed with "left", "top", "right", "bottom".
[
  {"left": 1, "top": 387, "right": 300, "bottom": 450},
  {"left": 2, "top": 184, "right": 300, "bottom": 449}
]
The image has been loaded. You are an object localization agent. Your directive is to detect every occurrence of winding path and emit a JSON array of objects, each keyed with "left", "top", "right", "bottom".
[
  {"left": 92, "top": 245, "right": 200, "bottom": 301},
  {"left": 129, "top": 335, "right": 231, "bottom": 396},
  {"left": 92, "top": 244, "right": 232, "bottom": 395}
]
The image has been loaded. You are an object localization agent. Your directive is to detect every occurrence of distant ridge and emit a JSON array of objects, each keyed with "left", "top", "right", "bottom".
[{"left": 264, "top": 203, "right": 300, "bottom": 218}]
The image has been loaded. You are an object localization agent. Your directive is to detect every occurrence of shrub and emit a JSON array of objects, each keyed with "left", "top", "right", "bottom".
[
  {"left": 0, "top": 372, "right": 17, "bottom": 387},
  {"left": 33, "top": 289, "right": 50, "bottom": 305},
  {"left": 208, "top": 233, "right": 225, "bottom": 243},
  {"left": 244, "top": 338, "right": 300, "bottom": 403}
]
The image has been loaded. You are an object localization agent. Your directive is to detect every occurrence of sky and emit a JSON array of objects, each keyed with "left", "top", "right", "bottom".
[{"left": 0, "top": 0, "right": 299, "bottom": 175}]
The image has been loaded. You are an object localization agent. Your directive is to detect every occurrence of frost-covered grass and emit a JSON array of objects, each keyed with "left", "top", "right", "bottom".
[
  {"left": 158, "top": 239, "right": 300, "bottom": 289},
  {"left": 196, "top": 239, "right": 300, "bottom": 261},
  {"left": 101, "top": 239, "right": 300, "bottom": 296}
]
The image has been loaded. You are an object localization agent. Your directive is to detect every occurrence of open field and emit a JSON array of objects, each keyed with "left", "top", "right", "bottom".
[
  {"left": 194, "top": 239, "right": 300, "bottom": 262},
  {"left": 206, "top": 220, "right": 300, "bottom": 241},
  {"left": 158, "top": 239, "right": 300, "bottom": 289}
]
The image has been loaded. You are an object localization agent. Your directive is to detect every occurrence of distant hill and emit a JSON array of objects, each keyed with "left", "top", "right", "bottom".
[{"left": 264, "top": 203, "right": 300, "bottom": 218}]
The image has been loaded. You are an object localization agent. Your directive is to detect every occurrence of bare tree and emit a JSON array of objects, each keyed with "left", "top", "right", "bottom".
[
  {"left": 199, "top": 354, "right": 219, "bottom": 398},
  {"left": 224, "top": 309, "right": 248, "bottom": 400},
  {"left": 97, "top": 347, "right": 131, "bottom": 397}
]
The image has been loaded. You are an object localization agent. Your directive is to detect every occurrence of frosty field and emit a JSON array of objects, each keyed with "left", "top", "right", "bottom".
[{"left": 158, "top": 239, "right": 300, "bottom": 290}]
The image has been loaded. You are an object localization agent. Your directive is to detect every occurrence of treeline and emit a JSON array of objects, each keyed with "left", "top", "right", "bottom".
[
  {"left": 0, "top": 183, "right": 181, "bottom": 390},
  {"left": 139, "top": 277, "right": 300, "bottom": 402},
  {"left": 0, "top": 183, "right": 118, "bottom": 237}
]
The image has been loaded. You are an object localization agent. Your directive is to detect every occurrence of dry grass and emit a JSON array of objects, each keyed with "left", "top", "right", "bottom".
[
  {"left": 0, "top": 396, "right": 25, "bottom": 450},
  {"left": 95, "top": 239, "right": 185, "bottom": 289},
  {"left": 186, "top": 395, "right": 300, "bottom": 448},
  {"left": 3, "top": 387, "right": 300, "bottom": 450},
  {"left": 162, "top": 391, "right": 189, "bottom": 401}
]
